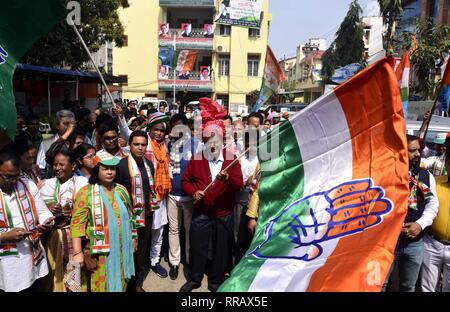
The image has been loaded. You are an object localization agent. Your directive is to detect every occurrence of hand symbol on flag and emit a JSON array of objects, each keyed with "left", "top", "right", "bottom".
[
  {"left": 249, "top": 179, "right": 393, "bottom": 262},
  {"left": 0, "top": 45, "right": 8, "bottom": 65}
]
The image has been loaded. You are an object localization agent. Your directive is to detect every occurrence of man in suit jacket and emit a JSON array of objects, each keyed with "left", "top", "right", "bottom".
[{"left": 180, "top": 128, "right": 243, "bottom": 292}]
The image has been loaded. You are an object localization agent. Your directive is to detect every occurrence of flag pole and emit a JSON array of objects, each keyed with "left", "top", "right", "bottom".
[
  {"left": 194, "top": 147, "right": 251, "bottom": 204},
  {"left": 71, "top": 23, "right": 117, "bottom": 107},
  {"left": 419, "top": 82, "right": 444, "bottom": 141}
]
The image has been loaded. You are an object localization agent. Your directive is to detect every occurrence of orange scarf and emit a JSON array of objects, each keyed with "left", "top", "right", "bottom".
[{"left": 151, "top": 139, "right": 172, "bottom": 201}]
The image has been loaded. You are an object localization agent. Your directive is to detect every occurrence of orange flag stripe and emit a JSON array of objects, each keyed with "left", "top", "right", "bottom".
[{"left": 307, "top": 59, "right": 409, "bottom": 292}]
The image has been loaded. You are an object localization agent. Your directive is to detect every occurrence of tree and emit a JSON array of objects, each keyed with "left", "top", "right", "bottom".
[
  {"left": 21, "top": 0, "right": 129, "bottom": 70},
  {"left": 402, "top": 20, "right": 450, "bottom": 100},
  {"left": 321, "top": 1, "right": 365, "bottom": 81},
  {"left": 378, "top": 0, "right": 403, "bottom": 52}
]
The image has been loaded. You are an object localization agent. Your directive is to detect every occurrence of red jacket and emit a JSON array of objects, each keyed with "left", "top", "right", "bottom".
[{"left": 182, "top": 151, "right": 244, "bottom": 218}]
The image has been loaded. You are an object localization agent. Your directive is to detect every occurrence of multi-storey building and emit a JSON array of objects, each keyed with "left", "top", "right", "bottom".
[
  {"left": 113, "top": 0, "right": 271, "bottom": 115},
  {"left": 362, "top": 16, "right": 384, "bottom": 62},
  {"left": 397, "top": 0, "right": 450, "bottom": 35}
]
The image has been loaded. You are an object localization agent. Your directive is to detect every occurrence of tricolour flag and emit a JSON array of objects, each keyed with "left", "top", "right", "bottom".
[
  {"left": 252, "top": 46, "right": 285, "bottom": 112},
  {"left": 220, "top": 58, "right": 409, "bottom": 292},
  {"left": 0, "top": 0, "right": 66, "bottom": 140},
  {"left": 176, "top": 50, "right": 197, "bottom": 73},
  {"left": 395, "top": 51, "right": 410, "bottom": 118}
]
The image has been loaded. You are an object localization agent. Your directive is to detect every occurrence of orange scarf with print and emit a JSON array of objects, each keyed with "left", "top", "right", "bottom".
[{"left": 151, "top": 139, "right": 172, "bottom": 200}]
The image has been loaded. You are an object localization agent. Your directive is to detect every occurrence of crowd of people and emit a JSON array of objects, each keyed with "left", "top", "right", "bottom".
[
  {"left": 0, "top": 98, "right": 285, "bottom": 292},
  {"left": 2, "top": 99, "right": 449, "bottom": 293}
]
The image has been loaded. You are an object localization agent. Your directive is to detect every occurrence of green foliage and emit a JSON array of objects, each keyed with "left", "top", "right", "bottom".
[
  {"left": 401, "top": 20, "right": 450, "bottom": 100},
  {"left": 21, "top": 0, "right": 128, "bottom": 70},
  {"left": 321, "top": 1, "right": 366, "bottom": 81},
  {"left": 378, "top": 0, "right": 403, "bottom": 51}
]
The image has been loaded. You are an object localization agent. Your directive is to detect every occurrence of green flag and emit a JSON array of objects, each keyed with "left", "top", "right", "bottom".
[{"left": 0, "top": 0, "right": 66, "bottom": 140}]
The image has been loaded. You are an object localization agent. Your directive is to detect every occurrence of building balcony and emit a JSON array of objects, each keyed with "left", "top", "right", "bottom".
[
  {"left": 159, "top": 29, "right": 214, "bottom": 50},
  {"left": 159, "top": 0, "right": 215, "bottom": 8},
  {"left": 158, "top": 70, "right": 213, "bottom": 92}
]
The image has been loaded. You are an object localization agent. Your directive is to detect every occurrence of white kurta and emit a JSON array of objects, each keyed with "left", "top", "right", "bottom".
[
  {"left": 39, "top": 176, "right": 88, "bottom": 207},
  {"left": 0, "top": 180, "right": 54, "bottom": 292}
]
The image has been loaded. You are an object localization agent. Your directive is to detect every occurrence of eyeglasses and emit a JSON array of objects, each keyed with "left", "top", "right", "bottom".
[{"left": 0, "top": 174, "right": 21, "bottom": 182}]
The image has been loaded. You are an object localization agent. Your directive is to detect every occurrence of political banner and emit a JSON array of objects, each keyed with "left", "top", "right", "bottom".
[{"left": 215, "top": 0, "right": 264, "bottom": 28}]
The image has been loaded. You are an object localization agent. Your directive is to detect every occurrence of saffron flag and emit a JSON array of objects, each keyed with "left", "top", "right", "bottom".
[
  {"left": 252, "top": 46, "right": 285, "bottom": 112},
  {"left": 395, "top": 51, "right": 410, "bottom": 118},
  {"left": 220, "top": 58, "right": 409, "bottom": 292},
  {"left": 0, "top": 0, "right": 66, "bottom": 140},
  {"left": 176, "top": 50, "right": 197, "bottom": 73}
]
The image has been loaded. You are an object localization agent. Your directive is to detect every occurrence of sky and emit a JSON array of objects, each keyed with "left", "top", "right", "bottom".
[{"left": 268, "top": 0, "right": 379, "bottom": 59}]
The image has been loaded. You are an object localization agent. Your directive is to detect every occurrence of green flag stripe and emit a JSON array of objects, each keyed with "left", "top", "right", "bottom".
[
  {"left": 220, "top": 121, "right": 305, "bottom": 291},
  {"left": 0, "top": 0, "right": 66, "bottom": 139}
]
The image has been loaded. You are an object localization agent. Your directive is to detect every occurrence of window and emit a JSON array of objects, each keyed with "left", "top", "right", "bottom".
[
  {"left": 249, "top": 28, "right": 260, "bottom": 38},
  {"left": 247, "top": 55, "right": 260, "bottom": 77},
  {"left": 219, "top": 25, "right": 231, "bottom": 36},
  {"left": 217, "top": 95, "right": 229, "bottom": 109},
  {"left": 219, "top": 55, "right": 230, "bottom": 76},
  {"left": 364, "top": 29, "right": 370, "bottom": 42},
  {"left": 123, "top": 35, "right": 128, "bottom": 47},
  {"left": 118, "top": 75, "right": 128, "bottom": 86}
]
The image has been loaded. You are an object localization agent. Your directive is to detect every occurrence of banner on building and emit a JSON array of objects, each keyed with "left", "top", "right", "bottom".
[
  {"left": 159, "top": 48, "right": 175, "bottom": 67},
  {"left": 159, "top": 79, "right": 212, "bottom": 92},
  {"left": 214, "top": 0, "right": 264, "bottom": 28},
  {"left": 160, "top": 0, "right": 214, "bottom": 7},
  {"left": 176, "top": 50, "right": 197, "bottom": 74},
  {"left": 159, "top": 23, "right": 170, "bottom": 39},
  {"left": 200, "top": 66, "right": 211, "bottom": 81},
  {"left": 159, "top": 37, "right": 214, "bottom": 50}
]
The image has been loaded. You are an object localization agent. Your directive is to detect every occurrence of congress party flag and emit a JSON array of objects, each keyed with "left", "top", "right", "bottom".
[
  {"left": 0, "top": 0, "right": 66, "bottom": 140},
  {"left": 220, "top": 58, "right": 409, "bottom": 292},
  {"left": 252, "top": 46, "right": 285, "bottom": 113},
  {"left": 395, "top": 51, "right": 411, "bottom": 118},
  {"left": 176, "top": 50, "right": 197, "bottom": 73}
]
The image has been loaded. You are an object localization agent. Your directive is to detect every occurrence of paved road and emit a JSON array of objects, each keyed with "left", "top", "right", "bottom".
[{"left": 142, "top": 258, "right": 209, "bottom": 292}]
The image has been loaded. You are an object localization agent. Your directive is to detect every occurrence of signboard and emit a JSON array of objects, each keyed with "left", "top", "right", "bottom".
[
  {"left": 214, "top": 0, "right": 264, "bottom": 28},
  {"left": 160, "top": 0, "right": 214, "bottom": 7},
  {"left": 159, "top": 79, "right": 213, "bottom": 92},
  {"left": 159, "top": 37, "right": 213, "bottom": 50}
]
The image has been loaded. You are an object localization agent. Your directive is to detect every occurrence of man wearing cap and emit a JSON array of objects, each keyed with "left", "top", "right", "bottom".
[
  {"left": 421, "top": 133, "right": 449, "bottom": 177},
  {"left": 421, "top": 150, "right": 450, "bottom": 292},
  {"left": 271, "top": 113, "right": 281, "bottom": 130},
  {"left": 180, "top": 121, "right": 244, "bottom": 292},
  {"left": 144, "top": 112, "right": 172, "bottom": 279}
]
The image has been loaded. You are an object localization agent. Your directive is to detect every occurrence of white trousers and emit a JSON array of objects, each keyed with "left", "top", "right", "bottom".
[
  {"left": 150, "top": 227, "right": 164, "bottom": 266},
  {"left": 420, "top": 233, "right": 450, "bottom": 292},
  {"left": 167, "top": 195, "right": 194, "bottom": 266}
]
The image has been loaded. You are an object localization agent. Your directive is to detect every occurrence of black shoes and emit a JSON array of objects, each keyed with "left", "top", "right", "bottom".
[
  {"left": 150, "top": 263, "right": 168, "bottom": 278},
  {"left": 169, "top": 265, "right": 179, "bottom": 280},
  {"left": 180, "top": 281, "right": 201, "bottom": 292}
]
